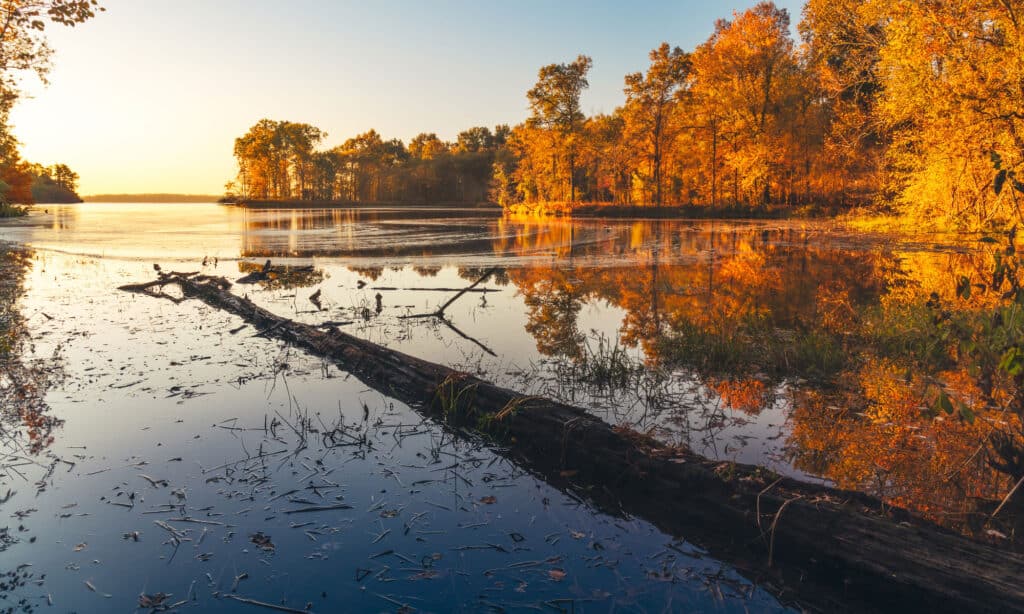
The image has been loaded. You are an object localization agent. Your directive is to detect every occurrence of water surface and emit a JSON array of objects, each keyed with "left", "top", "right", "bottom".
[{"left": 0, "top": 203, "right": 1009, "bottom": 611}]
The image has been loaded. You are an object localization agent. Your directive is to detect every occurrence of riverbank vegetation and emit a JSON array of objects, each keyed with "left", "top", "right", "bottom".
[{"left": 228, "top": 1, "right": 1024, "bottom": 231}]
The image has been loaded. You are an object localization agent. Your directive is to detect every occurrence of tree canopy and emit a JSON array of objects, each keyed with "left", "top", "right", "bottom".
[
  {"left": 224, "top": 1, "right": 1024, "bottom": 230},
  {"left": 0, "top": 1, "right": 101, "bottom": 206}
]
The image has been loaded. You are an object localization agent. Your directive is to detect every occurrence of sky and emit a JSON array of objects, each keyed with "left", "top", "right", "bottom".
[{"left": 9, "top": 0, "right": 805, "bottom": 195}]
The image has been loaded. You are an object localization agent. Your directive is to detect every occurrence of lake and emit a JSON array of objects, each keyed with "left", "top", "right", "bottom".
[{"left": 0, "top": 203, "right": 1015, "bottom": 612}]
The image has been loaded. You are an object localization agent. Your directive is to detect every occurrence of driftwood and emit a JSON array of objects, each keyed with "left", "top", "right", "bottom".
[{"left": 119, "top": 272, "right": 1024, "bottom": 613}]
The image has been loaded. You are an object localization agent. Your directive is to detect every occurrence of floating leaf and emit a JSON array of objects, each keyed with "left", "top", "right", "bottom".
[
  {"left": 249, "top": 531, "right": 275, "bottom": 551},
  {"left": 139, "top": 593, "right": 171, "bottom": 608}
]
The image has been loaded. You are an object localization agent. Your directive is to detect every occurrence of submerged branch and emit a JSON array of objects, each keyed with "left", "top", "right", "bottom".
[{"left": 400, "top": 267, "right": 499, "bottom": 319}]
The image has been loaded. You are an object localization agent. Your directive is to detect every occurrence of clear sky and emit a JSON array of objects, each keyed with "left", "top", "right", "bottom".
[{"left": 8, "top": 0, "right": 805, "bottom": 195}]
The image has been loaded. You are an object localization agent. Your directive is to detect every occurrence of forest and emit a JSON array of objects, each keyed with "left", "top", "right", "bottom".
[{"left": 229, "top": 1, "right": 1024, "bottom": 231}]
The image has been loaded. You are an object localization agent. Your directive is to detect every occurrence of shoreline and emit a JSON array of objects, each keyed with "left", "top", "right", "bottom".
[{"left": 228, "top": 199, "right": 856, "bottom": 220}]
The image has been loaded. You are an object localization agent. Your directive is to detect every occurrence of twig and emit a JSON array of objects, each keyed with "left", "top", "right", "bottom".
[
  {"left": 768, "top": 495, "right": 801, "bottom": 568},
  {"left": 221, "top": 593, "right": 310, "bottom": 613},
  {"left": 399, "top": 268, "right": 498, "bottom": 319},
  {"left": 282, "top": 503, "right": 353, "bottom": 514},
  {"left": 991, "top": 474, "right": 1024, "bottom": 520}
]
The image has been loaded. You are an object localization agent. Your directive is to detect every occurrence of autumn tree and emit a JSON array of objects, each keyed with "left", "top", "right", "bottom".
[
  {"left": 691, "top": 2, "right": 802, "bottom": 206},
  {"left": 455, "top": 127, "right": 493, "bottom": 153},
  {"left": 232, "top": 119, "right": 323, "bottom": 200},
  {"left": 0, "top": 1, "right": 103, "bottom": 94},
  {"left": 623, "top": 43, "right": 691, "bottom": 206},
  {"left": 800, "top": 0, "right": 887, "bottom": 204},
  {"left": 408, "top": 133, "right": 447, "bottom": 160},
  {"left": 0, "top": 1, "right": 102, "bottom": 206},
  {"left": 526, "top": 55, "right": 592, "bottom": 202},
  {"left": 583, "top": 112, "right": 632, "bottom": 204},
  {"left": 870, "top": 0, "right": 1024, "bottom": 228}
]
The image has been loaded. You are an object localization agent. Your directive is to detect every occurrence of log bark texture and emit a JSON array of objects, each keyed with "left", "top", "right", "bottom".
[{"left": 120, "top": 272, "right": 1024, "bottom": 613}]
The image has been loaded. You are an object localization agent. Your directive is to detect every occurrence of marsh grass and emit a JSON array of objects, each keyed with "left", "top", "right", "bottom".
[
  {"left": 0, "top": 204, "right": 27, "bottom": 218},
  {"left": 575, "top": 333, "right": 644, "bottom": 388},
  {"left": 654, "top": 315, "right": 845, "bottom": 382}
]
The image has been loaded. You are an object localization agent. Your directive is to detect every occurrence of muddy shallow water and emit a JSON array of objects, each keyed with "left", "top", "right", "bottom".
[{"left": 0, "top": 204, "right": 999, "bottom": 612}]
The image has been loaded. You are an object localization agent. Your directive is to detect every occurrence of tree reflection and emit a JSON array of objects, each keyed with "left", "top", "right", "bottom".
[
  {"left": 495, "top": 219, "right": 1024, "bottom": 536},
  {"left": 0, "top": 248, "right": 60, "bottom": 455}
]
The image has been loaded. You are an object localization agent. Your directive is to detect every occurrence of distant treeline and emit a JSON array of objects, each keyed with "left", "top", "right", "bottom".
[
  {"left": 230, "top": 124, "right": 505, "bottom": 205},
  {"left": 228, "top": 0, "right": 1024, "bottom": 230},
  {"left": 83, "top": 194, "right": 221, "bottom": 203}
]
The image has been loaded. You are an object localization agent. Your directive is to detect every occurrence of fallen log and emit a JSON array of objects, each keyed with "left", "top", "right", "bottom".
[{"left": 119, "top": 272, "right": 1024, "bottom": 613}]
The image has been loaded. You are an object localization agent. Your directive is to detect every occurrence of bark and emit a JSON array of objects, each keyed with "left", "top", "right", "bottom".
[{"left": 120, "top": 272, "right": 1024, "bottom": 613}]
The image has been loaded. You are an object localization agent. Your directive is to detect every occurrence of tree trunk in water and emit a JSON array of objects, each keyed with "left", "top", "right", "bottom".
[{"left": 119, "top": 272, "right": 1024, "bottom": 614}]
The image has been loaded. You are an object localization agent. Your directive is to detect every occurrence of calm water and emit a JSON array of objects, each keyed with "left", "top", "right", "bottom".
[{"left": 0, "top": 203, "right": 1002, "bottom": 612}]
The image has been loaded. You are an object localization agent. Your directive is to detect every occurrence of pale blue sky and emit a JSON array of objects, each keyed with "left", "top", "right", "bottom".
[{"left": 9, "top": 0, "right": 806, "bottom": 194}]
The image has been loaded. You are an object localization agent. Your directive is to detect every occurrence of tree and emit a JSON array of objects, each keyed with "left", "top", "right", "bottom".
[
  {"left": 408, "top": 133, "right": 447, "bottom": 159},
  {"left": 233, "top": 119, "right": 323, "bottom": 200},
  {"left": 870, "top": 0, "right": 1024, "bottom": 228},
  {"left": 691, "top": 2, "right": 801, "bottom": 206},
  {"left": 0, "top": 2, "right": 101, "bottom": 207},
  {"left": 526, "top": 55, "right": 592, "bottom": 202},
  {"left": 800, "top": 0, "right": 887, "bottom": 204},
  {"left": 26, "top": 162, "right": 80, "bottom": 202},
  {"left": 623, "top": 43, "right": 691, "bottom": 206},
  {"left": 50, "top": 162, "right": 77, "bottom": 191},
  {"left": 455, "top": 126, "right": 493, "bottom": 153},
  {"left": 0, "top": 1, "right": 103, "bottom": 94}
]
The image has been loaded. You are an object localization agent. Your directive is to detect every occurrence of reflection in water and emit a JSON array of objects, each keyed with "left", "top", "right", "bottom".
[
  {"left": 500, "top": 221, "right": 1023, "bottom": 538},
  {"left": 6, "top": 204, "right": 1023, "bottom": 540},
  {"left": 237, "top": 208, "right": 1024, "bottom": 536},
  {"left": 0, "top": 247, "right": 61, "bottom": 456}
]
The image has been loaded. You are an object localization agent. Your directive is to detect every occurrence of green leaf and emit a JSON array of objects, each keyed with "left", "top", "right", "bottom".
[
  {"left": 979, "top": 236, "right": 1000, "bottom": 244},
  {"left": 957, "top": 401, "right": 975, "bottom": 424},
  {"left": 995, "top": 169, "right": 1008, "bottom": 195},
  {"left": 999, "top": 347, "right": 1024, "bottom": 376},
  {"left": 936, "top": 391, "right": 954, "bottom": 415}
]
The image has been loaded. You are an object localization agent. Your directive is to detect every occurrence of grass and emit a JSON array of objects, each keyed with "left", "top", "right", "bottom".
[
  {"left": 576, "top": 334, "right": 644, "bottom": 388},
  {"left": 0, "top": 203, "right": 27, "bottom": 218},
  {"left": 653, "top": 315, "right": 846, "bottom": 382}
]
